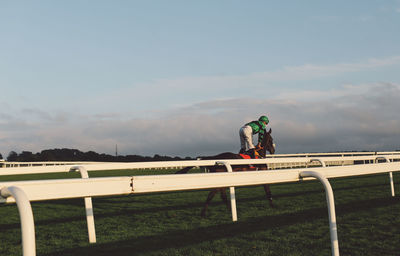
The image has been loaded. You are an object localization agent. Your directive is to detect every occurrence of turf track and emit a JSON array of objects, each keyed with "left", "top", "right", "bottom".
[{"left": 0, "top": 169, "right": 399, "bottom": 255}]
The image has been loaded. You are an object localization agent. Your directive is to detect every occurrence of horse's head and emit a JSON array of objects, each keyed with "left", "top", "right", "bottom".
[{"left": 258, "top": 128, "right": 275, "bottom": 157}]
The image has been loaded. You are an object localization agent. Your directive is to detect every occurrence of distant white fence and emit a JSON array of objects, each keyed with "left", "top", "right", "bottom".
[
  {"left": 1, "top": 154, "right": 400, "bottom": 256},
  {"left": 0, "top": 161, "right": 104, "bottom": 168},
  {"left": 2, "top": 150, "right": 399, "bottom": 169},
  {"left": 268, "top": 151, "right": 400, "bottom": 158},
  {"left": 1, "top": 153, "right": 400, "bottom": 176}
]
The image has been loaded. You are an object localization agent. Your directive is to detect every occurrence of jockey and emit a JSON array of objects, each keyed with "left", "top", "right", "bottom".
[{"left": 239, "top": 115, "right": 269, "bottom": 158}]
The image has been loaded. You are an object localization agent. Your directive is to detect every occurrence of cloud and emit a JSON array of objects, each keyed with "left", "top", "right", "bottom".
[
  {"left": 80, "top": 55, "right": 400, "bottom": 119},
  {"left": 1, "top": 82, "right": 399, "bottom": 158},
  {"left": 2, "top": 56, "right": 400, "bottom": 157},
  {"left": 253, "top": 56, "right": 400, "bottom": 81},
  {"left": 159, "top": 56, "right": 400, "bottom": 87}
]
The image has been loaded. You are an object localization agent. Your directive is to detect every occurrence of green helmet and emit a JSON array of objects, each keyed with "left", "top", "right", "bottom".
[{"left": 259, "top": 115, "right": 269, "bottom": 124}]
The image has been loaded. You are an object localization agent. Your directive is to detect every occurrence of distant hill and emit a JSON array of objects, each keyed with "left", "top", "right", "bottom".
[{"left": 5, "top": 148, "right": 193, "bottom": 162}]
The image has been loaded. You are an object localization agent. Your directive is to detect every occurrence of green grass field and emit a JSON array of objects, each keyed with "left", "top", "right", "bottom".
[{"left": 1, "top": 169, "right": 400, "bottom": 256}]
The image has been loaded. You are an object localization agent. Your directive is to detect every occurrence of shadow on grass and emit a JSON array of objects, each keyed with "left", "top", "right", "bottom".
[
  {"left": 41, "top": 196, "right": 400, "bottom": 256},
  {"left": 42, "top": 210, "right": 325, "bottom": 256},
  {"left": 271, "top": 181, "right": 388, "bottom": 199}
]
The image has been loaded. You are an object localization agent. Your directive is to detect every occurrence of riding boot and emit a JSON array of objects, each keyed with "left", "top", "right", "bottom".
[
  {"left": 248, "top": 148, "right": 256, "bottom": 158},
  {"left": 247, "top": 148, "right": 256, "bottom": 169},
  {"left": 239, "top": 148, "right": 246, "bottom": 154}
]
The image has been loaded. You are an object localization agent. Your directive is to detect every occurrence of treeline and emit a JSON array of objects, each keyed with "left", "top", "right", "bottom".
[{"left": 3, "top": 148, "right": 193, "bottom": 162}]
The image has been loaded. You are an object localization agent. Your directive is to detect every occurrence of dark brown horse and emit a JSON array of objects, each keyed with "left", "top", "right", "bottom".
[{"left": 177, "top": 128, "right": 275, "bottom": 217}]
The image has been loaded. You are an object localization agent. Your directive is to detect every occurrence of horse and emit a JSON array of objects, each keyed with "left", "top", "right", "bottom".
[{"left": 176, "top": 128, "right": 275, "bottom": 217}]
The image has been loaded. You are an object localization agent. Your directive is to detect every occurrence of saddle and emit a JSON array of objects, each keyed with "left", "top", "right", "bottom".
[
  {"left": 239, "top": 151, "right": 259, "bottom": 170},
  {"left": 239, "top": 153, "right": 256, "bottom": 159},
  {"left": 239, "top": 149, "right": 261, "bottom": 159}
]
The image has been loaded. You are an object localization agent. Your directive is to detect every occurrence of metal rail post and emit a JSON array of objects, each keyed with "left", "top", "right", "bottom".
[
  {"left": 389, "top": 172, "right": 395, "bottom": 197},
  {"left": 300, "top": 171, "right": 339, "bottom": 256},
  {"left": 0, "top": 186, "right": 36, "bottom": 256},
  {"left": 70, "top": 166, "right": 97, "bottom": 243},
  {"left": 375, "top": 156, "right": 395, "bottom": 197},
  {"left": 216, "top": 161, "right": 237, "bottom": 222}
]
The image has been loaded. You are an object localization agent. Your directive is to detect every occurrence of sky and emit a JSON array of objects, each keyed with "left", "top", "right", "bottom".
[{"left": 1, "top": 0, "right": 400, "bottom": 158}]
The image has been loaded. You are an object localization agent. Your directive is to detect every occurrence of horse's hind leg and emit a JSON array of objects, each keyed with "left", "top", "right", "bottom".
[
  {"left": 263, "top": 184, "right": 274, "bottom": 208},
  {"left": 201, "top": 189, "right": 218, "bottom": 217}
]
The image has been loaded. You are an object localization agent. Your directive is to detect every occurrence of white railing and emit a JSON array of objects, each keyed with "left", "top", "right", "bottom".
[
  {"left": 2, "top": 153, "right": 397, "bottom": 253},
  {"left": 1, "top": 154, "right": 399, "bottom": 250},
  {"left": 1, "top": 158, "right": 400, "bottom": 256}
]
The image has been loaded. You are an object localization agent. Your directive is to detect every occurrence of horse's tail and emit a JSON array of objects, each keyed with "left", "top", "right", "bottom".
[{"left": 176, "top": 166, "right": 194, "bottom": 174}]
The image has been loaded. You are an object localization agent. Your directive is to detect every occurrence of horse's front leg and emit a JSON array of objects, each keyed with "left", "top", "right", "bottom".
[
  {"left": 201, "top": 189, "right": 218, "bottom": 217},
  {"left": 263, "top": 184, "right": 274, "bottom": 208}
]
